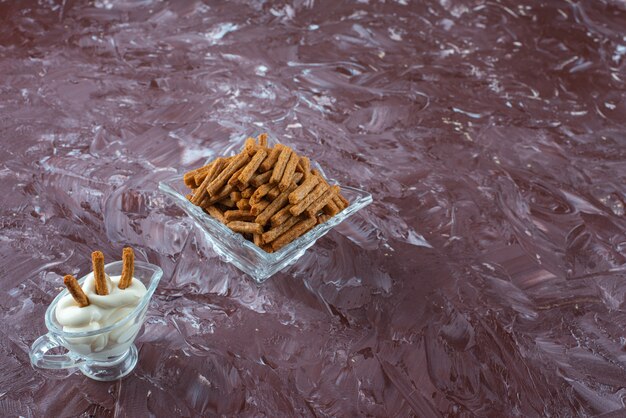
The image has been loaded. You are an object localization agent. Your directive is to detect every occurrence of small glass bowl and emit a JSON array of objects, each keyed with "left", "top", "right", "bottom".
[
  {"left": 29, "top": 261, "right": 163, "bottom": 381},
  {"left": 158, "top": 139, "right": 373, "bottom": 283}
]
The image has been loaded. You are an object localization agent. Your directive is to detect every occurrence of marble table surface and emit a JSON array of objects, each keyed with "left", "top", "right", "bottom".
[{"left": 1, "top": 0, "right": 625, "bottom": 416}]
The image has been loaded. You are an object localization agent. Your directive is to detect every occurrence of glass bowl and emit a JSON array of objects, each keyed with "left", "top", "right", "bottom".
[
  {"left": 158, "top": 138, "right": 373, "bottom": 283},
  {"left": 30, "top": 261, "right": 163, "bottom": 381}
]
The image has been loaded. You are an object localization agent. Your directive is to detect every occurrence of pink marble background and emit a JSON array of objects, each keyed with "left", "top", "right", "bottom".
[{"left": 1, "top": 0, "right": 625, "bottom": 416}]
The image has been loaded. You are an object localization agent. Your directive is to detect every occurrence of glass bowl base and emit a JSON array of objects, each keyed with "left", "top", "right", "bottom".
[{"left": 78, "top": 344, "right": 138, "bottom": 381}]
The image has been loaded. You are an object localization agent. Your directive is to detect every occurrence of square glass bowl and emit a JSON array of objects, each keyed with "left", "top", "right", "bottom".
[{"left": 158, "top": 139, "right": 372, "bottom": 283}]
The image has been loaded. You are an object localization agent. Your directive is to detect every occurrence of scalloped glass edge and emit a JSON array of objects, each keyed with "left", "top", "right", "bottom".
[{"left": 158, "top": 176, "right": 372, "bottom": 283}]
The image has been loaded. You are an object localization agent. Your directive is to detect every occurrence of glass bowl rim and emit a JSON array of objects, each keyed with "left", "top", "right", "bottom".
[
  {"left": 44, "top": 260, "right": 163, "bottom": 338},
  {"left": 158, "top": 177, "right": 373, "bottom": 261}
]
